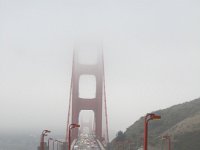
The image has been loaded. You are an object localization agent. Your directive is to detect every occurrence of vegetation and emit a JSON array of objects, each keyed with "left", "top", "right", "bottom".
[
  {"left": 115, "top": 131, "right": 126, "bottom": 141},
  {"left": 111, "top": 97, "right": 200, "bottom": 150}
]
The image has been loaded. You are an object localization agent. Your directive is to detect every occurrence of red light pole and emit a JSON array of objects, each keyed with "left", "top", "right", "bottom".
[
  {"left": 48, "top": 138, "right": 54, "bottom": 150},
  {"left": 68, "top": 123, "right": 80, "bottom": 150},
  {"left": 162, "top": 135, "right": 171, "bottom": 150},
  {"left": 144, "top": 113, "right": 161, "bottom": 150},
  {"left": 40, "top": 130, "right": 51, "bottom": 150}
]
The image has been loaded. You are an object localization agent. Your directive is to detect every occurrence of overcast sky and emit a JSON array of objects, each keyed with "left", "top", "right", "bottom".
[{"left": 0, "top": 0, "right": 200, "bottom": 140}]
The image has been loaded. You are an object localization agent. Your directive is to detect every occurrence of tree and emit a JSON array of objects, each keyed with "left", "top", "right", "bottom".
[{"left": 116, "top": 131, "right": 125, "bottom": 141}]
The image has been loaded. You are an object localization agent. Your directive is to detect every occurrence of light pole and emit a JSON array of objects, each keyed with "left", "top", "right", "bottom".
[
  {"left": 48, "top": 138, "right": 54, "bottom": 150},
  {"left": 162, "top": 135, "right": 171, "bottom": 150},
  {"left": 55, "top": 140, "right": 64, "bottom": 150},
  {"left": 40, "top": 130, "right": 51, "bottom": 150},
  {"left": 144, "top": 113, "right": 161, "bottom": 150},
  {"left": 68, "top": 123, "right": 80, "bottom": 150}
]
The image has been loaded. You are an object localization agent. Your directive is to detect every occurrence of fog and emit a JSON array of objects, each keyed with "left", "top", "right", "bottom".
[{"left": 0, "top": 0, "right": 200, "bottom": 141}]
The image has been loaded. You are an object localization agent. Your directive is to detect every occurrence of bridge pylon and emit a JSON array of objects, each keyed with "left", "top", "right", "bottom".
[{"left": 66, "top": 43, "right": 108, "bottom": 144}]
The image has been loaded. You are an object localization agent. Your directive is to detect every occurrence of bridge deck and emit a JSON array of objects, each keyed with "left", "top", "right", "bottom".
[{"left": 72, "top": 133, "right": 105, "bottom": 150}]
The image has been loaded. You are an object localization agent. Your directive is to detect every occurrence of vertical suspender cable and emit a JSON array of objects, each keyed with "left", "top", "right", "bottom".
[
  {"left": 102, "top": 49, "right": 109, "bottom": 143},
  {"left": 66, "top": 50, "right": 75, "bottom": 142}
]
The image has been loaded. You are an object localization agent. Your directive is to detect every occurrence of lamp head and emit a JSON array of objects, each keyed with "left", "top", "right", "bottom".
[
  {"left": 148, "top": 113, "right": 161, "bottom": 120},
  {"left": 42, "top": 129, "right": 51, "bottom": 135},
  {"left": 70, "top": 123, "right": 80, "bottom": 128},
  {"left": 74, "top": 124, "right": 80, "bottom": 127},
  {"left": 43, "top": 129, "right": 51, "bottom": 133}
]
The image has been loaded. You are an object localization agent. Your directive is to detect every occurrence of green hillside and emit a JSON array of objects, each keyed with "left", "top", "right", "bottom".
[{"left": 110, "top": 97, "right": 200, "bottom": 150}]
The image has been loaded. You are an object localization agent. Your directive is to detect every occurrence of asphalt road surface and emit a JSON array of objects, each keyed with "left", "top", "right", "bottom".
[{"left": 73, "top": 133, "right": 101, "bottom": 150}]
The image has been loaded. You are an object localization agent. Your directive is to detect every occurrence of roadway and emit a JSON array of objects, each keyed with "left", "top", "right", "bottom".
[{"left": 73, "top": 133, "right": 103, "bottom": 150}]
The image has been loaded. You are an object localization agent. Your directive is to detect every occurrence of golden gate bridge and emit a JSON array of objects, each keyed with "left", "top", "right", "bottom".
[{"left": 39, "top": 42, "right": 109, "bottom": 150}]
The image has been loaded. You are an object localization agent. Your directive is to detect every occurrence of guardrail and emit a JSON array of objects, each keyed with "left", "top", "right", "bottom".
[{"left": 96, "top": 140, "right": 106, "bottom": 150}]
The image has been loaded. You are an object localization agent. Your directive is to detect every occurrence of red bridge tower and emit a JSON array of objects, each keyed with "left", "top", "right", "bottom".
[{"left": 66, "top": 44, "right": 109, "bottom": 144}]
